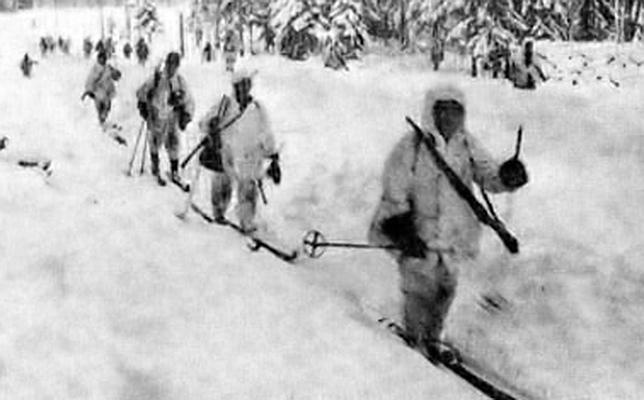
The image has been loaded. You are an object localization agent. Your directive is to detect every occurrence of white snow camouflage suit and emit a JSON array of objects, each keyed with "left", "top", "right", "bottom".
[
  {"left": 136, "top": 70, "right": 195, "bottom": 165},
  {"left": 198, "top": 94, "right": 276, "bottom": 231},
  {"left": 368, "top": 85, "right": 516, "bottom": 343},
  {"left": 85, "top": 62, "right": 120, "bottom": 125}
]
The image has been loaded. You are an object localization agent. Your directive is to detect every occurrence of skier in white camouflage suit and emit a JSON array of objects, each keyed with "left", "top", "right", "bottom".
[
  {"left": 197, "top": 69, "right": 280, "bottom": 232},
  {"left": 82, "top": 50, "right": 121, "bottom": 127},
  {"left": 368, "top": 84, "right": 528, "bottom": 358},
  {"left": 136, "top": 52, "right": 195, "bottom": 186}
]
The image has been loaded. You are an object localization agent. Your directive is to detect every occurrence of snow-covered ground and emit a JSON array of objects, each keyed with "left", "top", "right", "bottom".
[{"left": 2, "top": 6, "right": 644, "bottom": 400}]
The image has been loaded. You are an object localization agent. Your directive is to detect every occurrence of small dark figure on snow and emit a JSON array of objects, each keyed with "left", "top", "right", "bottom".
[
  {"left": 83, "top": 50, "right": 121, "bottom": 127},
  {"left": 136, "top": 52, "right": 195, "bottom": 186},
  {"left": 369, "top": 84, "right": 528, "bottom": 359},
  {"left": 46, "top": 35, "right": 56, "bottom": 53},
  {"left": 135, "top": 38, "right": 150, "bottom": 66},
  {"left": 61, "top": 38, "right": 71, "bottom": 55},
  {"left": 39, "top": 36, "right": 55, "bottom": 56},
  {"left": 429, "top": 30, "right": 445, "bottom": 71},
  {"left": 83, "top": 37, "right": 93, "bottom": 59},
  {"left": 223, "top": 30, "right": 239, "bottom": 72},
  {"left": 123, "top": 42, "right": 133, "bottom": 59},
  {"left": 509, "top": 40, "right": 547, "bottom": 90},
  {"left": 104, "top": 37, "right": 116, "bottom": 59},
  {"left": 203, "top": 42, "right": 213, "bottom": 63},
  {"left": 39, "top": 37, "right": 48, "bottom": 56},
  {"left": 264, "top": 26, "right": 276, "bottom": 53},
  {"left": 95, "top": 40, "right": 105, "bottom": 56},
  {"left": 20, "top": 53, "right": 37, "bottom": 78},
  {"left": 195, "top": 26, "right": 204, "bottom": 49}
]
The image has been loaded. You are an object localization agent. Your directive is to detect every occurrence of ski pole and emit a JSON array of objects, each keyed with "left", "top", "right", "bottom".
[
  {"left": 302, "top": 230, "right": 396, "bottom": 258},
  {"left": 140, "top": 129, "right": 149, "bottom": 175},
  {"left": 127, "top": 120, "right": 145, "bottom": 176},
  {"left": 302, "top": 230, "right": 452, "bottom": 259}
]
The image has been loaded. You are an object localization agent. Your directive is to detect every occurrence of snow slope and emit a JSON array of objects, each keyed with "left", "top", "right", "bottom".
[{"left": 2, "top": 7, "right": 644, "bottom": 400}]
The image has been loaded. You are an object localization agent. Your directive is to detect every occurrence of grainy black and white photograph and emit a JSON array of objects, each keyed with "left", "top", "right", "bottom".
[{"left": 1, "top": 0, "right": 643, "bottom": 398}]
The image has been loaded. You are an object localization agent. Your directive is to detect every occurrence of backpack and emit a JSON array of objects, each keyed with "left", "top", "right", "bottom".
[{"left": 199, "top": 96, "right": 232, "bottom": 172}]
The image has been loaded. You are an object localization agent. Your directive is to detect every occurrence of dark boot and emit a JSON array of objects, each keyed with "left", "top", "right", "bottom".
[
  {"left": 170, "top": 159, "right": 179, "bottom": 181},
  {"left": 170, "top": 159, "right": 189, "bottom": 191},
  {"left": 151, "top": 153, "right": 165, "bottom": 186}
]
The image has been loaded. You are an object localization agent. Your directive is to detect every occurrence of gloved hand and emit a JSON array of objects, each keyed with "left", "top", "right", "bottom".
[
  {"left": 177, "top": 108, "right": 191, "bottom": 130},
  {"left": 169, "top": 90, "right": 184, "bottom": 108},
  {"left": 499, "top": 158, "right": 528, "bottom": 189},
  {"left": 137, "top": 101, "right": 149, "bottom": 120},
  {"left": 399, "top": 235, "right": 428, "bottom": 259},
  {"left": 381, "top": 211, "right": 427, "bottom": 259},
  {"left": 266, "top": 154, "right": 281, "bottom": 185}
]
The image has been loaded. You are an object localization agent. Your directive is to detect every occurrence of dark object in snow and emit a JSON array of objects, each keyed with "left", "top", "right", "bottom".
[
  {"left": 20, "top": 53, "right": 37, "bottom": 78},
  {"left": 478, "top": 293, "right": 512, "bottom": 314},
  {"left": 202, "top": 42, "right": 213, "bottom": 62},
  {"left": 380, "top": 319, "right": 541, "bottom": 400},
  {"left": 123, "top": 42, "right": 133, "bottom": 59},
  {"left": 17, "top": 159, "right": 52, "bottom": 176},
  {"left": 0, "top": 136, "right": 8, "bottom": 151},
  {"left": 189, "top": 203, "right": 298, "bottom": 262},
  {"left": 572, "top": 79, "right": 578, "bottom": 85},
  {"left": 135, "top": 38, "right": 150, "bottom": 65}
]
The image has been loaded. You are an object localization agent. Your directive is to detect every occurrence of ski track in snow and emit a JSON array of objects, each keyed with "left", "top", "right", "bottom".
[{"left": 1, "top": 6, "right": 644, "bottom": 400}]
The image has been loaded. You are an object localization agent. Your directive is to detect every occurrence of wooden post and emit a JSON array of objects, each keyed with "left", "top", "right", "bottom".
[
  {"left": 100, "top": 0, "right": 105, "bottom": 39},
  {"left": 180, "top": 12, "right": 185, "bottom": 57}
]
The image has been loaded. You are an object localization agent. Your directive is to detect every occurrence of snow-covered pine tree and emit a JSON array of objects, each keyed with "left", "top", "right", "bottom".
[
  {"left": 135, "top": 0, "right": 163, "bottom": 43},
  {"left": 573, "top": 0, "right": 614, "bottom": 40},
  {"left": 327, "top": 0, "right": 366, "bottom": 58},
  {"left": 270, "top": 0, "right": 330, "bottom": 60},
  {"left": 439, "top": 0, "right": 528, "bottom": 55},
  {"left": 362, "top": 0, "right": 398, "bottom": 42},
  {"left": 521, "top": 0, "right": 571, "bottom": 40}
]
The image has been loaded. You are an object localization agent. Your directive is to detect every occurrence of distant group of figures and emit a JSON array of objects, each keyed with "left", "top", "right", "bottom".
[
  {"left": 199, "top": 29, "right": 242, "bottom": 72},
  {"left": 39, "top": 35, "right": 71, "bottom": 57},
  {"left": 82, "top": 36, "right": 150, "bottom": 66},
  {"left": 430, "top": 36, "right": 547, "bottom": 90}
]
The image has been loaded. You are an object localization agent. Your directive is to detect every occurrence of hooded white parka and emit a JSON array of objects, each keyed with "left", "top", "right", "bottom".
[{"left": 369, "top": 85, "right": 512, "bottom": 259}]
